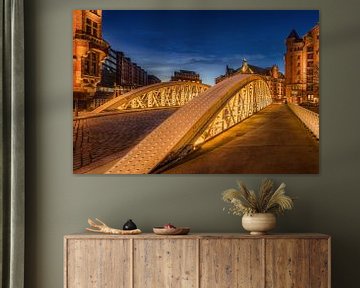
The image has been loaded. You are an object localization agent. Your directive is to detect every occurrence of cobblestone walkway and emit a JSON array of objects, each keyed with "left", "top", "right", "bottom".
[{"left": 73, "top": 109, "right": 176, "bottom": 173}]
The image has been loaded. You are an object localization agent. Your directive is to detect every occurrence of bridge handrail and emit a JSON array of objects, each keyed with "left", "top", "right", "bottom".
[{"left": 288, "top": 103, "right": 319, "bottom": 139}]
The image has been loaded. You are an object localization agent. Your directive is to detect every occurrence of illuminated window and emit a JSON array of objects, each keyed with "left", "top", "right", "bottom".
[
  {"left": 83, "top": 52, "right": 99, "bottom": 76},
  {"left": 85, "top": 18, "right": 98, "bottom": 37}
]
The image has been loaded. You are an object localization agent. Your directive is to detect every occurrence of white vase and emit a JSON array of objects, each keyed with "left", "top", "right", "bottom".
[{"left": 242, "top": 213, "right": 276, "bottom": 235}]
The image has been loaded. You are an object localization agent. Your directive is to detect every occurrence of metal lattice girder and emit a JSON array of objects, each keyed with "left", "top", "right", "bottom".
[
  {"left": 92, "top": 81, "right": 210, "bottom": 113},
  {"left": 105, "top": 74, "right": 272, "bottom": 174},
  {"left": 195, "top": 80, "right": 272, "bottom": 145}
]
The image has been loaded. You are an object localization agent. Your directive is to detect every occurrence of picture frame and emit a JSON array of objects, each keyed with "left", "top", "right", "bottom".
[{"left": 73, "top": 10, "right": 320, "bottom": 175}]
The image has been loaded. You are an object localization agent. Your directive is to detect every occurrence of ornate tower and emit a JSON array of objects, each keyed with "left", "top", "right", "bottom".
[
  {"left": 285, "top": 25, "right": 320, "bottom": 104},
  {"left": 270, "top": 65, "right": 279, "bottom": 79},
  {"left": 73, "top": 10, "right": 109, "bottom": 110},
  {"left": 239, "top": 58, "right": 254, "bottom": 74},
  {"left": 285, "top": 29, "right": 305, "bottom": 103}
]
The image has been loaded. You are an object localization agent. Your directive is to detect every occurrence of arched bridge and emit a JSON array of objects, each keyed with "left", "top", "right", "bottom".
[
  {"left": 105, "top": 73, "right": 272, "bottom": 174},
  {"left": 93, "top": 81, "right": 210, "bottom": 113}
]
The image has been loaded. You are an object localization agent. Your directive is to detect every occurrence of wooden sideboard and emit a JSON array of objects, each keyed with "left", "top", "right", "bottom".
[{"left": 64, "top": 233, "right": 330, "bottom": 288}]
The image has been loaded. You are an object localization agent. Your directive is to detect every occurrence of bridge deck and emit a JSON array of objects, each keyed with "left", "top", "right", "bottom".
[{"left": 163, "top": 104, "right": 319, "bottom": 174}]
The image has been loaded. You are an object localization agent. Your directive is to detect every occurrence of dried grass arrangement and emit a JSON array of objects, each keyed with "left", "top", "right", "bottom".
[{"left": 222, "top": 179, "right": 294, "bottom": 216}]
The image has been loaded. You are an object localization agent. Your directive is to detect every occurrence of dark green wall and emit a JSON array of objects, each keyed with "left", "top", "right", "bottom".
[{"left": 25, "top": 0, "right": 360, "bottom": 287}]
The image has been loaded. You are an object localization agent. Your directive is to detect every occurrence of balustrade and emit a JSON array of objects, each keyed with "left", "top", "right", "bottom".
[{"left": 288, "top": 103, "right": 319, "bottom": 139}]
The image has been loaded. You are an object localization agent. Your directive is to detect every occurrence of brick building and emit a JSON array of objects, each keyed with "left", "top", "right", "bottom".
[
  {"left": 171, "top": 70, "right": 202, "bottom": 83},
  {"left": 215, "top": 59, "right": 285, "bottom": 102},
  {"left": 285, "top": 24, "right": 320, "bottom": 104},
  {"left": 98, "top": 49, "right": 160, "bottom": 95},
  {"left": 93, "top": 50, "right": 157, "bottom": 108},
  {"left": 73, "top": 10, "right": 162, "bottom": 111},
  {"left": 98, "top": 48, "right": 117, "bottom": 90},
  {"left": 73, "top": 10, "right": 109, "bottom": 111}
]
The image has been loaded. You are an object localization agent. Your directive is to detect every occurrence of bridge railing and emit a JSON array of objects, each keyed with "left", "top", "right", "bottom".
[{"left": 288, "top": 103, "right": 319, "bottom": 139}]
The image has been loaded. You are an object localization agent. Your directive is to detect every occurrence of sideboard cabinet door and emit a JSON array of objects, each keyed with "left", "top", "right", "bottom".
[
  {"left": 265, "top": 239, "right": 329, "bottom": 287},
  {"left": 66, "top": 239, "right": 131, "bottom": 288},
  {"left": 309, "top": 239, "right": 330, "bottom": 288},
  {"left": 133, "top": 239, "right": 198, "bottom": 288},
  {"left": 200, "top": 239, "right": 264, "bottom": 288}
]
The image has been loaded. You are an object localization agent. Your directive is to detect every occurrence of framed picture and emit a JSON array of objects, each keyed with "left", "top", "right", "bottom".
[{"left": 73, "top": 10, "right": 319, "bottom": 174}]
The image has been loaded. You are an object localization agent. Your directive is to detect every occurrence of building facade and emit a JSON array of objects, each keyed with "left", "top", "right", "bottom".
[
  {"left": 99, "top": 49, "right": 161, "bottom": 95},
  {"left": 73, "top": 10, "right": 162, "bottom": 111},
  {"left": 215, "top": 59, "right": 285, "bottom": 102},
  {"left": 98, "top": 48, "right": 117, "bottom": 90},
  {"left": 171, "top": 70, "right": 202, "bottom": 83},
  {"left": 147, "top": 75, "right": 162, "bottom": 85},
  {"left": 73, "top": 10, "right": 109, "bottom": 111},
  {"left": 93, "top": 50, "right": 159, "bottom": 108},
  {"left": 285, "top": 24, "right": 320, "bottom": 104}
]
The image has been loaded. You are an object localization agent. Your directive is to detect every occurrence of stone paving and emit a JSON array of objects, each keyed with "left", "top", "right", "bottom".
[
  {"left": 162, "top": 104, "right": 319, "bottom": 174},
  {"left": 73, "top": 109, "right": 176, "bottom": 173}
]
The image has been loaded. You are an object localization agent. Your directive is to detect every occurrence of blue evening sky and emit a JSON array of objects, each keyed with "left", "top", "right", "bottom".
[{"left": 102, "top": 10, "right": 319, "bottom": 85}]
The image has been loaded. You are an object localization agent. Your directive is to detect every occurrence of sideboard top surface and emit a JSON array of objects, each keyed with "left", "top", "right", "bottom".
[{"left": 64, "top": 232, "right": 330, "bottom": 240}]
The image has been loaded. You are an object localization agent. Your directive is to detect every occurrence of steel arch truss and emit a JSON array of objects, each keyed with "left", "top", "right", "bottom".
[
  {"left": 118, "top": 84, "right": 208, "bottom": 110},
  {"left": 194, "top": 80, "right": 272, "bottom": 145},
  {"left": 104, "top": 74, "right": 272, "bottom": 174},
  {"left": 92, "top": 82, "right": 209, "bottom": 113}
]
